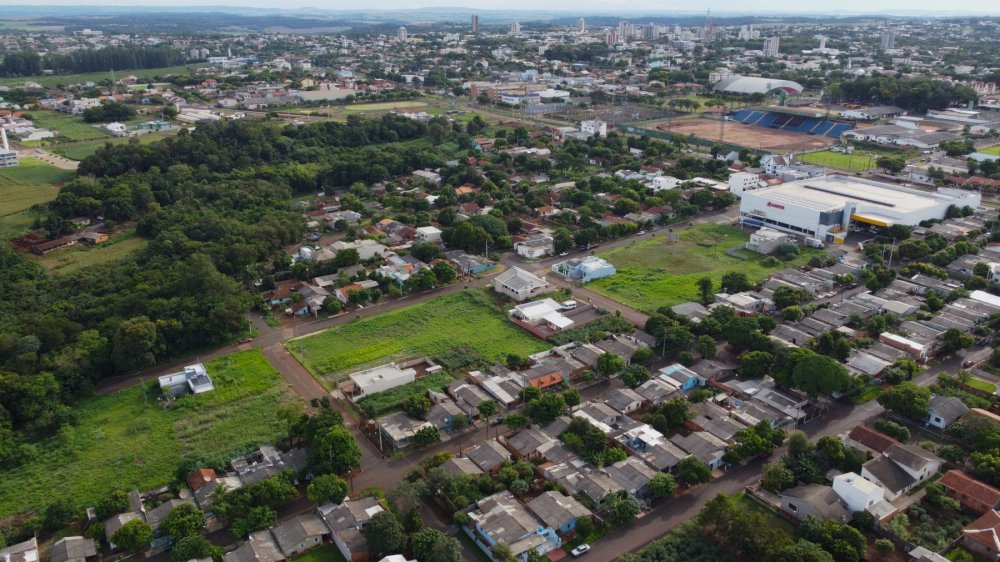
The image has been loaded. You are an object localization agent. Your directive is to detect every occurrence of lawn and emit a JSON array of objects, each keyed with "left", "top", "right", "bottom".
[
  {"left": 286, "top": 289, "right": 549, "bottom": 381},
  {"left": 735, "top": 493, "right": 797, "bottom": 536},
  {"left": 293, "top": 544, "right": 346, "bottom": 562},
  {"left": 980, "top": 146, "right": 1000, "bottom": 157},
  {"left": 344, "top": 100, "right": 428, "bottom": 112},
  {"left": 357, "top": 371, "right": 458, "bottom": 417},
  {"left": 588, "top": 223, "right": 819, "bottom": 312},
  {"left": 798, "top": 150, "right": 877, "bottom": 171},
  {"left": 30, "top": 229, "right": 149, "bottom": 274},
  {"left": 966, "top": 378, "right": 997, "bottom": 394},
  {"left": 0, "top": 349, "right": 301, "bottom": 518},
  {"left": 23, "top": 110, "right": 112, "bottom": 142},
  {"left": 52, "top": 131, "right": 175, "bottom": 161},
  {"left": 0, "top": 157, "right": 73, "bottom": 217},
  {"left": 0, "top": 64, "right": 205, "bottom": 89}
]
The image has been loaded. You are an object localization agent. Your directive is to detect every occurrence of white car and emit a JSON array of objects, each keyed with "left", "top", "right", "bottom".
[{"left": 571, "top": 545, "right": 591, "bottom": 557}]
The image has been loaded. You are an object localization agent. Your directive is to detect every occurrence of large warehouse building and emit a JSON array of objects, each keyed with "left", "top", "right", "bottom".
[{"left": 735, "top": 175, "right": 981, "bottom": 243}]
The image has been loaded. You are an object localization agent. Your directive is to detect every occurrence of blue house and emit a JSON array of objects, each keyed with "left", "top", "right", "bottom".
[
  {"left": 464, "top": 492, "right": 561, "bottom": 562},
  {"left": 526, "top": 491, "right": 592, "bottom": 536},
  {"left": 427, "top": 393, "right": 466, "bottom": 432},
  {"left": 659, "top": 364, "right": 705, "bottom": 391},
  {"left": 551, "top": 256, "right": 616, "bottom": 283}
]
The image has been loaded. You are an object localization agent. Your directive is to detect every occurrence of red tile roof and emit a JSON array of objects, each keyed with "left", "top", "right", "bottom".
[
  {"left": 964, "top": 510, "right": 1000, "bottom": 552},
  {"left": 941, "top": 470, "right": 1000, "bottom": 510},
  {"left": 187, "top": 468, "right": 217, "bottom": 492},
  {"left": 847, "top": 425, "right": 899, "bottom": 453}
]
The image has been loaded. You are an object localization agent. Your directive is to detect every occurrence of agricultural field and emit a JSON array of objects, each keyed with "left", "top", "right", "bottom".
[
  {"left": 981, "top": 145, "right": 1000, "bottom": 157},
  {"left": 23, "top": 110, "right": 111, "bottom": 142},
  {"left": 31, "top": 229, "right": 149, "bottom": 274},
  {"left": 0, "top": 349, "right": 300, "bottom": 518},
  {"left": 588, "top": 224, "right": 819, "bottom": 312},
  {"left": 798, "top": 149, "right": 877, "bottom": 171},
  {"left": 0, "top": 157, "right": 74, "bottom": 238},
  {"left": 286, "top": 289, "right": 549, "bottom": 381},
  {"left": 52, "top": 130, "right": 175, "bottom": 161},
  {"left": 0, "top": 64, "right": 204, "bottom": 89}
]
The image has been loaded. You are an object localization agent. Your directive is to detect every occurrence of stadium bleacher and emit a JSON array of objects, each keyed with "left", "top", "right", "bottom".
[{"left": 724, "top": 108, "right": 853, "bottom": 138}]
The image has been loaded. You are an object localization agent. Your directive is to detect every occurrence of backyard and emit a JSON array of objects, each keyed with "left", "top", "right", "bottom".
[
  {"left": 30, "top": 228, "right": 149, "bottom": 274},
  {"left": 798, "top": 149, "right": 877, "bottom": 171},
  {"left": 0, "top": 349, "right": 300, "bottom": 518},
  {"left": 588, "top": 223, "right": 819, "bottom": 312},
  {"left": 285, "top": 289, "right": 549, "bottom": 382}
]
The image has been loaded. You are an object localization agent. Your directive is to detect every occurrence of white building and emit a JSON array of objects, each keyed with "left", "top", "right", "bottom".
[
  {"left": 580, "top": 120, "right": 607, "bottom": 138},
  {"left": 415, "top": 226, "right": 442, "bottom": 243},
  {"left": 514, "top": 235, "right": 554, "bottom": 259},
  {"left": 738, "top": 175, "right": 981, "bottom": 243},
  {"left": 493, "top": 267, "right": 553, "bottom": 302},
  {"left": 158, "top": 363, "right": 214, "bottom": 396},
  {"left": 763, "top": 36, "right": 780, "bottom": 57},
  {"left": 348, "top": 363, "right": 417, "bottom": 402},
  {"left": 728, "top": 171, "right": 765, "bottom": 193},
  {"left": 103, "top": 122, "right": 128, "bottom": 137},
  {"left": 397, "top": 27, "right": 407, "bottom": 41},
  {"left": 330, "top": 239, "right": 387, "bottom": 261},
  {"left": 509, "top": 298, "right": 575, "bottom": 331},
  {"left": 832, "top": 472, "right": 885, "bottom": 513},
  {"left": 746, "top": 228, "right": 789, "bottom": 255},
  {"left": 0, "top": 129, "right": 17, "bottom": 168}
]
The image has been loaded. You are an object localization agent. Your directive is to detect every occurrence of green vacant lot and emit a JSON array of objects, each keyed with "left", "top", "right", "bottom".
[
  {"left": 31, "top": 229, "right": 149, "bottom": 274},
  {"left": 52, "top": 131, "right": 175, "bottom": 161},
  {"left": 0, "top": 349, "right": 300, "bottom": 518},
  {"left": 0, "top": 64, "right": 204, "bottom": 89},
  {"left": 0, "top": 157, "right": 73, "bottom": 226},
  {"left": 798, "top": 150, "right": 876, "bottom": 171},
  {"left": 981, "top": 146, "right": 1000, "bottom": 157},
  {"left": 287, "top": 289, "right": 549, "bottom": 381},
  {"left": 589, "top": 224, "right": 818, "bottom": 312},
  {"left": 24, "top": 110, "right": 111, "bottom": 142}
]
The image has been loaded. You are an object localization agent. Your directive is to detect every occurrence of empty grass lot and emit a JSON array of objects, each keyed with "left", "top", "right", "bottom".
[
  {"left": 286, "top": 289, "right": 549, "bottom": 381},
  {"left": 588, "top": 224, "right": 818, "bottom": 312},
  {"left": 798, "top": 149, "right": 877, "bottom": 171},
  {"left": 982, "top": 146, "right": 1000, "bottom": 157},
  {"left": 967, "top": 378, "right": 997, "bottom": 394},
  {"left": 0, "top": 158, "right": 74, "bottom": 238},
  {"left": 0, "top": 64, "right": 204, "bottom": 89},
  {"left": 52, "top": 131, "right": 175, "bottom": 161},
  {"left": 31, "top": 229, "right": 149, "bottom": 274},
  {"left": 0, "top": 349, "right": 300, "bottom": 518},
  {"left": 23, "top": 110, "right": 111, "bottom": 142},
  {"left": 344, "top": 100, "right": 428, "bottom": 112}
]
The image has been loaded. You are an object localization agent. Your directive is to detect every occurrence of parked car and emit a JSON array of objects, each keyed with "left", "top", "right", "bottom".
[
  {"left": 571, "top": 545, "right": 591, "bottom": 557},
  {"left": 560, "top": 300, "right": 578, "bottom": 311},
  {"left": 239, "top": 337, "right": 253, "bottom": 344},
  {"left": 962, "top": 359, "right": 977, "bottom": 368}
]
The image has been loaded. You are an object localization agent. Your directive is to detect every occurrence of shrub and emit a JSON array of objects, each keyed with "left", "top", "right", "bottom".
[{"left": 873, "top": 419, "right": 910, "bottom": 441}]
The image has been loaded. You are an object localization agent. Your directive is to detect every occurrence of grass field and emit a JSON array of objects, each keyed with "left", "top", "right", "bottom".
[
  {"left": 0, "top": 349, "right": 300, "bottom": 518},
  {"left": 588, "top": 224, "right": 819, "bottom": 312},
  {"left": 344, "top": 101, "right": 428, "bottom": 112},
  {"left": 798, "top": 149, "right": 877, "bottom": 171},
  {"left": 286, "top": 289, "right": 549, "bottom": 381},
  {"left": 52, "top": 131, "right": 175, "bottom": 161},
  {"left": 0, "top": 157, "right": 73, "bottom": 215},
  {"left": 981, "top": 146, "right": 1000, "bottom": 157},
  {"left": 967, "top": 378, "right": 997, "bottom": 394},
  {"left": 0, "top": 64, "right": 205, "bottom": 89},
  {"left": 293, "top": 544, "right": 347, "bottom": 562},
  {"left": 31, "top": 229, "right": 149, "bottom": 274},
  {"left": 24, "top": 110, "right": 111, "bottom": 142}
]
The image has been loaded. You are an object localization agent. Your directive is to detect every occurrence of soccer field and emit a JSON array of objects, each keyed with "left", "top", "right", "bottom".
[
  {"left": 798, "top": 150, "right": 877, "bottom": 171},
  {"left": 981, "top": 146, "right": 1000, "bottom": 156}
]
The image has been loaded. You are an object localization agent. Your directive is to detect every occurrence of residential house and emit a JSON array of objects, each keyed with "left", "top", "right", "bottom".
[
  {"left": 928, "top": 396, "right": 970, "bottom": 430},
  {"left": 271, "top": 513, "right": 329, "bottom": 558},
  {"left": 158, "top": 363, "right": 214, "bottom": 396},
  {"left": 415, "top": 226, "right": 442, "bottom": 243},
  {"left": 439, "top": 457, "right": 485, "bottom": 476},
  {"left": 658, "top": 364, "right": 704, "bottom": 391},
  {"left": 444, "top": 250, "right": 495, "bottom": 275},
  {"left": 146, "top": 498, "right": 198, "bottom": 549},
  {"left": 963, "top": 510, "right": 1000, "bottom": 561},
  {"left": 345, "top": 363, "right": 416, "bottom": 401},
  {"left": 48, "top": 538, "right": 96, "bottom": 562},
  {"left": 426, "top": 395, "right": 466, "bottom": 432},
  {"left": 335, "top": 280, "right": 380, "bottom": 305},
  {"left": 466, "top": 439, "right": 513, "bottom": 474},
  {"left": 780, "top": 484, "right": 850, "bottom": 522},
  {"left": 223, "top": 530, "right": 283, "bottom": 562},
  {"left": 832, "top": 472, "right": 889, "bottom": 517},
  {"left": 861, "top": 444, "right": 944, "bottom": 500},
  {"left": 604, "top": 387, "right": 644, "bottom": 415},
  {"left": 634, "top": 378, "right": 679, "bottom": 406},
  {"left": 493, "top": 267, "right": 553, "bottom": 302},
  {"left": 514, "top": 235, "right": 555, "bottom": 259},
  {"left": 376, "top": 411, "right": 433, "bottom": 449},
  {"left": 105, "top": 512, "right": 145, "bottom": 551},
  {"left": 446, "top": 380, "right": 492, "bottom": 418},
  {"left": 503, "top": 428, "right": 554, "bottom": 461},
  {"left": 0, "top": 539, "right": 38, "bottom": 562},
  {"left": 331, "top": 239, "right": 387, "bottom": 261},
  {"left": 616, "top": 424, "right": 689, "bottom": 472},
  {"left": 320, "top": 497, "right": 385, "bottom": 562},
  {"left": 464, "top": 492, "right": 561, "bottom": 562},
  {"left": 939, "top": 470, "right": 1000, "bottom": 515},
  {"left": 605, "top": 457, "right": 658, "bottom": 498},
  {"left": 670, "top": 431, "right": 727, "bottom": 470},
  {"left": 551, "top": 256, "right": 617, "bottom": 283},
  {"left": 526, "top": 491, "right": 592, "bottom": 536},
  {"left": 844, "top": 425, "right": 899, "bottom": 456}
]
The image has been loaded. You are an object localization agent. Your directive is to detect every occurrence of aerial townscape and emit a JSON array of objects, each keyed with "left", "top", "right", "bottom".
[{"left": 3, "top": 3, "right": 1000, "bottom": 562}]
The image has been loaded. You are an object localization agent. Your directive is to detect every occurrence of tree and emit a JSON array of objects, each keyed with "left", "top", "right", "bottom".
[
  {"left": 772, "top": 286, "right": 806, "bottom": 309},
  {"left": 597, "top": 352, "right": 625, "bottom": 376},
  {"left": 477, "top": 400, "right": 498, "bottom": 432},
  {"left": 876, "top": 156, "right": 905, "bottom": 174},
  {"left": 563, "top": 389, "right": 581, "bottom": 411},
  {"left": 112, "top": 519, "right": 154, "bottom": 553},
  {"left": 774, "top": 540, "right": 835, "bottom": 562},
  {"left": 697, "top": 277, "right": 714, "bottom": 305},
  {"left": 161, "top": 504, "right": 205, "bottom": 540},
  {"left": 621, "top": 365, "right": 651, "bottom": 388},
  {"left": 43, "top": 498, "right": 78, "bottom": 532},
  {"left": 307, "top": 474, "right": 348, "bottom": 504},
  {"left": 504, "top": 413, "right": 528, "bottom": 432},
  {"left": 111, "top": 315, "right": 159, "bottom": 372},
  {"left": 782, "top": 306, "right": 804, "bottom": 322},
  {"left": 721, "top": 272, "right": 752, "bottom": 293},
  {"left": 677, "top": 457, "right": 711, "bottom": 485},
  {"left": 574, "top": 516, "right": 594, "bottom": 538},
  {"left": 171, "top": 536, "right": 221, "bottom": 562},
  {"left": 310, "top": 426, "right": 362, "bottom": 474},
  {"left": 432, "top": 262, "right": 457, "bottom": 285},
  {"left": 525, "top": 394, "right": 566, "bottom": 425},
  {"left": 740, "top": 351, "right": 774, "bottom": 378},
  {"left": 364, "top": 511, "right": 406, "bottom": 560},
  {"left": 695, "top": 335, "right": 716, "bottom": 359},
  {"left": 874, "top": 538, "right": 894, "bottom": 554},
  {"left": 761, "top": 462, "right": 796, "bottom": 492},
  {"left": 413, "top": 425, "right": 441, "bottom": 447},
  {"left": 877, "top": 382, "right": 931, "bottom": 419},
  {"left": 606, "top": 491, "right": 641, "bottom": 526},
  {"left": 410, "top": 528, "right": 461, "bottom": 562},
  {"left": 939, "top": 328, "right": 975, "bottom": 356},
  {"left": 799, "top": 517, "right": 866, "bottom": 562},
  {"left": 98, "top": 488, "right": 131, "bottom": 519},
  {"left": 491, "top": 542, "right": 516, "bottom": 562},
  {"left": 791, "top": 353, "right": 853, "bottom": 398},
  {"left": 647, "top": 472, "right": 677, "bottom": 499},
  {"left": 404, "top": 395, "right": 432, "bottom": 417}
]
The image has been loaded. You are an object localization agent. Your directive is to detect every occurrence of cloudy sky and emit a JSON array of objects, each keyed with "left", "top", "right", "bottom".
[{"left": 7, "top": 0, "right": 1000, "bottom": 13}]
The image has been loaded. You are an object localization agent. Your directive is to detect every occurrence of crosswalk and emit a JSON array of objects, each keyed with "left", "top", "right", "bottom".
[{"left": 262, "top": 343, "right": 284, "bottom": 352}]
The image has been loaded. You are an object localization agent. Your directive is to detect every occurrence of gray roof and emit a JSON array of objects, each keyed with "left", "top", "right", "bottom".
[
  {"left": 0, "top": 538, "right": 37, "bottom": 562},
  {"left": 863, "top": 455, "right": 915, "bottom": 494},
  {"left": 885, "top": 443, "right": 942, "bottom": 472},
  {"left": 605, "top": 457, "right": 658, "bottom": 495},
  {"left": 781, "top": 484, "right": 850, "bottom": 520},
  {"left": 466, "top": 439, "right": 511, "bottom": 472},
  {"left": 505, "top": 428, "right": 553, "bottom": 456},
  {"left": 439, "top": 457, "right": 484, "bottom": 476},
  {"left": 49, "top": 537, "right": 97, "bottom": 562},
  {"left": 526, "top": 491, "right": 592, "bottom": 530},
  {"left": 639, "top": 440, "right": 689, "bottom": 471},
  {"left": 469, "top": 493, "right": 544, "bottom": 546},
  {"left": 271, "top": 513, "right": 328, "bottom": 555},
  {"left": 669, "top": 431, "right": 727, "bottom": 464},
  {"left": 223, "top": 531, "right": 283, "bottom": 562},
  {"left": 929, "top": 395, "right": 970, "bottom": 424},
  {"left": 319, "top": 497, "right": 384, "bottom": 532},
  {"left": 105, "top": 512, "right": 144, "bottom": 543},
  {"left": 604, "top": 388, "right": 644, "bottom": 414},
  {"left": 146, "top": 498, "right": 197, "bottom": 531}
]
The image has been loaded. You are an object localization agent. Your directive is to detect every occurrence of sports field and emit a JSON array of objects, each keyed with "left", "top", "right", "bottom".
[
  {"left": 798, "top": 149, "right": 877, "bottom": 171},
  {"left": 286, "top": 289, "right": 548, "bottom": 381},
  {"left": 648, "top": 118, "right": 835, "bottom": 151},
  {"left": 344, "top": 101, "right": 428, "bottom": 112},
  {"left": 588, "top": 224, "right": 819, "bottom": 312},
  {"left": 982, "top": 146, "right": 1000, "bottom": 157}
]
